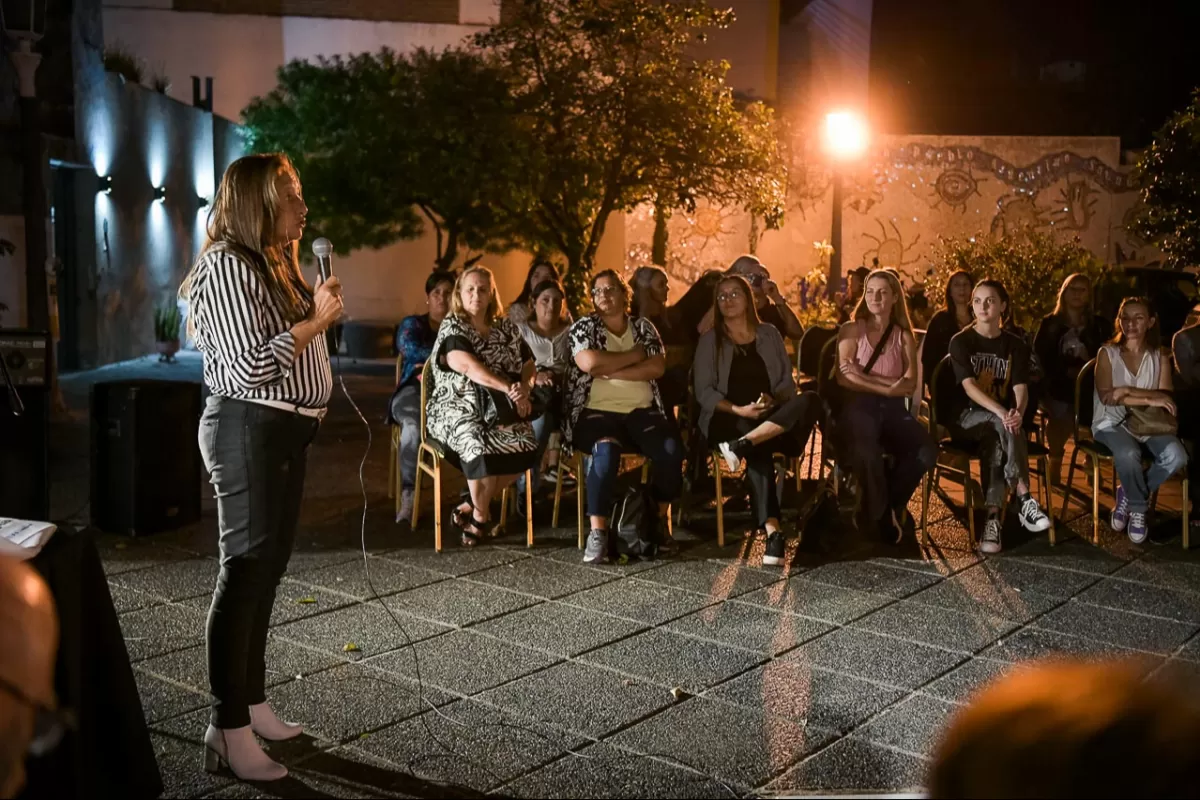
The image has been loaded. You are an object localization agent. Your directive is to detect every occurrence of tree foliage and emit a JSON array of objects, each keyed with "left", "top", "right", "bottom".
[
  {"left": 927, "top": 231, "right": 1107, "bottom": 332},
  {"left": 475, "top": 0, "right": 789, "bottom": 310},
  {"left": 1131, "top": 88, "right": 1200, "bottom": 269},
  {"left": 243, "top": 48, "right": 523, "bottom": 270}
]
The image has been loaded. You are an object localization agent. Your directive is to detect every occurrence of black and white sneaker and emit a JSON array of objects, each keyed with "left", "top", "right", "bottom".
[
  {"left": 979, "top": 516, "right": 1002, "bottom": 554},
  {"left": 762, "top": 530, "right": 786, "bottom": 566},
  {"left": 1018, "top": 494, "right": 1052, "bottom": 533}
]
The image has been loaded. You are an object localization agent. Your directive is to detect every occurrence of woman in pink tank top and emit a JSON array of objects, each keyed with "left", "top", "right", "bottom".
[{"left": 834, "top": 270, "right": 937, "bottom": 543}]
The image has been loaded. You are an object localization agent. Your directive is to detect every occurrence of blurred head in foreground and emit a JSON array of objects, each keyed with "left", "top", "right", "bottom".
[
  {"left": 929, "top": 658, "right": 1200, "bottom": 799},
  {"left": 0, "top": 557, "right": 59, "bottom": 799}
]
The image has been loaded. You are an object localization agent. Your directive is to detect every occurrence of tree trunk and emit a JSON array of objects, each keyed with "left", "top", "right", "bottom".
[
  {"left": 748, "top": 213, "right": 760, "bottom": 255},
  {"left": 562, "top": 250, "right": 590, "bottom": 318},
  {"left": 652, "top": 203, "right": 669, "bottom": 266},
  {"left": 436, "top": 227, "right": 460, "bottom": 272}
]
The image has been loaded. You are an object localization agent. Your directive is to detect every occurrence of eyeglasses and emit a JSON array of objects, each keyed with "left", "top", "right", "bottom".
[
  {"left": 0, "top": 674, "right": 74, "bottom": 756},
  {"left": 717, "top": 292, "right": 744, "bottom": 303},
  {"left": 592, "top": 285, "right": 623, "bottom": 297}
]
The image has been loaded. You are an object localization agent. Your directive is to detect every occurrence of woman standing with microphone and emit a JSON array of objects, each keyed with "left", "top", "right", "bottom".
[{"left": 179, "top": 153, "right": 342, "bottom": 780}]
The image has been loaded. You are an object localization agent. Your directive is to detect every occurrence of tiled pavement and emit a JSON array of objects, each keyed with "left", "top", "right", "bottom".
[{"left": 52, "top": 355, "right": 1200, "bottom": 798}]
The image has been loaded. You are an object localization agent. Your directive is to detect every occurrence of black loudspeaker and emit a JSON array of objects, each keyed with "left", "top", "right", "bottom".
[
  {"left": 0, "top": 331, "right": 50, "bottom": 520},
  {"left": 90, "top": 380, "right": 202, "bottom": 535}
]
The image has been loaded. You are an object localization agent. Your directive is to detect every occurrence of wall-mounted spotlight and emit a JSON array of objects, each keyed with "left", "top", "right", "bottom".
[
  {"left": 99, "top": 175, "right": 113, "bottom": 194},
  {"left": 153, "top": 185, "right": 166, "bottom": 203},
  {"left": 197, "top": 195, "right": 210, "bottom": 209}
]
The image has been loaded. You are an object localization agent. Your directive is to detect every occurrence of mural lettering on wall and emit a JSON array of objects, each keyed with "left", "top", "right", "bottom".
[
  {"left": 861, "top": 218, "right": 922, "bottom": 270},
  {"left": 929, "top": 166, "right": 985, "bottom": 213},
  {"left": 885, "top": 143, "right": 1137, "bottom": 194}
]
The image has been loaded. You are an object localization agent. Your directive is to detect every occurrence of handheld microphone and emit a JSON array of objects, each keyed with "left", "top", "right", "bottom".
[
  {"left": 311, "top": 237, "right": 338, "bottom": 355},
  {"left": 312, "top": 237, "right": 333, "bottom": 283}
]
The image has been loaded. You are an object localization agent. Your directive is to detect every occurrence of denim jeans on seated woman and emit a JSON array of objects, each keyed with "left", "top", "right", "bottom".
[{"left": 1092, "top": 427, "right": 1188, "bottom": 513}]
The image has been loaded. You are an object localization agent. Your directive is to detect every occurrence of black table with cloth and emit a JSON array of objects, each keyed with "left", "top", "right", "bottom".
[{"left": 19, "top": 526, "right": 162, "bottom": 799}]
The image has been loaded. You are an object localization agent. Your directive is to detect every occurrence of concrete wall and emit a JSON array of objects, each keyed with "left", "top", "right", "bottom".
[
  {"left": 101, "top": 4, "right": 495, "bottom": 122},
  {"left": 75, "top": 72, "right": 237, "bottom": 364},
  {"left": 624, "top": 134, "right": 1155, "bottom": 300}
]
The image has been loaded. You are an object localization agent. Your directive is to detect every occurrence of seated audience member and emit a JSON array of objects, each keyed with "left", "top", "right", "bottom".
[
  {"left": 837, "top": 266, "right": 870, "bottom": 324},
  {"left": 1033, "top": 273, "right": 1111, "bottom": 485},
  {"left": 699, "top": 255, "right": 804, "bottom": 340},
  {"left": 929, "top": 658, "right": 1200, "bottom": 799},
  {"left": 0, "top": 557, "right": 59, "bottom": 800},
  {"left": 1171, "top": 317, "right": 1200, "bottom": 534},
  {"left": 835, "top": 269, "right": 937, "bottom": 543},
  {"left": 507, "top": 258, "right": 572, "bottom": 327},
  {"left": 694, "top": 275, "right": 822, "bottom": 565},
  {"left": 426, "top": 266, "right": 540, "bottom": 546},
  {"left": 918, "top": 269, "right": 974, "bottom": 403},
  {"left": 1093, "top": 297, "right": 1187, "bottom": 544},
  {"left": 515, "top": 278, "right": 571, "bottom": 496},
  {"left": 563, "top": 270, "right": 683, "bottom": 562},
  {"left": 388, "top": 270, "right": 455, "bottom": 523},
  {"left": 948, "top": 279, "right": 1053, "bottom": 554},
  {"left": 631, "top": 265, "right": 690, "bottom": 414}
]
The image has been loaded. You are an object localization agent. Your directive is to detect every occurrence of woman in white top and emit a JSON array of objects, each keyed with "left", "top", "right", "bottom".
[
  {"left": 1092, "top": 296, "right": 1187, "bottom": 544},
  {"left": 517, "top": 279, "right": 571, "bottom": 494}
]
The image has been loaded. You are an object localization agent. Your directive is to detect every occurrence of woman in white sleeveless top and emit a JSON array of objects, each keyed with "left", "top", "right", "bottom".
[{"left": 1092, "top": 297, "right": 1187, "bottom": 544}]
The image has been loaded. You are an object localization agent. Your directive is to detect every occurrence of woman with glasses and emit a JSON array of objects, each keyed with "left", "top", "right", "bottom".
[
  {"left": 694, "top": 276, "right": 822, "bottom": 566},
  {"left": 562, "top": 270, "right": 683, "bottom": 563}
]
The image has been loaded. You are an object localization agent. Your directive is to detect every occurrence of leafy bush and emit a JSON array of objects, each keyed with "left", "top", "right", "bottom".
[
  {"left": 927, "top": 231, "right": 1109, "bottom": 332},
  {"left": 154, "top": 303, "right": 182, "bottom": 342},
  {"left": 103, "top": 43, "right": 145, "bottom": 84}
]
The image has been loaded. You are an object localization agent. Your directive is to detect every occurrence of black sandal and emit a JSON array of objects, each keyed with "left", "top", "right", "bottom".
[{"left": 459, "top": 514, "right": 488, "bottom": 548}]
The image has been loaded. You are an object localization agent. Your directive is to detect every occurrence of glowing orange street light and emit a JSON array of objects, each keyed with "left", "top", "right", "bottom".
[{"left": 823, "top": 110, "right": 869, "bottom": 296}]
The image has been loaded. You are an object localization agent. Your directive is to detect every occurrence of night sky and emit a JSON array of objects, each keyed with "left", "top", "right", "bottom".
[{"left": 868, "top": 0, "right": 1200, "bottom": 147}]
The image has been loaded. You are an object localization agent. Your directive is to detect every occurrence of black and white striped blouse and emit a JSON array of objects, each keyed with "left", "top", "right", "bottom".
[{"left": 187, "top": 246, "right": 332, "bottom": 409}]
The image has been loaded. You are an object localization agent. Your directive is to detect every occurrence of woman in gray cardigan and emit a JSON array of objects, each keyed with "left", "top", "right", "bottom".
[{"left": 694, "top": 275, "right": 822, "bottom": 565}]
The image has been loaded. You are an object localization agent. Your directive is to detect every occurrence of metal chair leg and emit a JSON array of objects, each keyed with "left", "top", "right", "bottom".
[
  {"left": 714, "top": 453, "right": 725, "bottom": 548},
  {"left": 552, "top": 450, "right": 565, "bottom": 528},
  {"left": 576, "top": 452, "right": 586, "bottom": 550},
  {"left": 412, "top": 457, "right": 424, "bottom": 531},
  {"left": 525, "top": 469, "right": 535, "bottom": 548},
  {"left": 1092, "top": 458, "right": 1101, "bottom": 545},
  {"left": 433, "top": 462, "right": 443, "bottom": 553},
  {"left": 920, "top": 469, "right": 931, "bottom": 546}
]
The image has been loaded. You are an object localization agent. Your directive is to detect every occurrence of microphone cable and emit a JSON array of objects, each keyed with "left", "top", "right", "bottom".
[{"left": 333, "top": 343, "right": 738, "bottom": 797}]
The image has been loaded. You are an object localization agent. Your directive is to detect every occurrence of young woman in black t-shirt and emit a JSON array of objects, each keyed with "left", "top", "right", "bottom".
[{"left": 948, "top": 279, "right": 1052, "bottom": 553}]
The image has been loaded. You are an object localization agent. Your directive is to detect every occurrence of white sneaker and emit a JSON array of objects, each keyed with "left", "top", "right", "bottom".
[
  {"left": 718, "top": 441, "right": 741, "bottom": 472},
  {"left": 1018, "top": 495, "right": 1052, "bottom": 533},
  {"left": 979, "top": 517, "right": 1003, "bottom": 554},
  {"left": 397, "top": 489, "right": 414, "bottom": 525}
]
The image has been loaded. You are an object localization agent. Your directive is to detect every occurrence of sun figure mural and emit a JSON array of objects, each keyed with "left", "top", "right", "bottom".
[
  {"left": 929, "top": 166, "right": 984, "bottom": 213},
  {"left": 860, "top": 218, "right": 923, "bottom": 270}
]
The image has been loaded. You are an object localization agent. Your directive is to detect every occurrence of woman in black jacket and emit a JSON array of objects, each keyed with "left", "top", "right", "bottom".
[{"left": 1032, "top": 273, "right": 1110, "bottom": 486}]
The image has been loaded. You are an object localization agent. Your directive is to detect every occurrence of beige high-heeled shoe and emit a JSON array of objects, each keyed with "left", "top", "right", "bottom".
[
  {"left": 202, "top": 725, "right": 288, "bottom": 781},
  {"left": 249, "top": 702, "right": 304, "bottom": 741}
]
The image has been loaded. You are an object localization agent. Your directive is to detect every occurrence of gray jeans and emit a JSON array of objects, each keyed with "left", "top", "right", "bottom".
[
  {"left": 389, "top": 385, "right": 421, "bottom": 491},
  {"left": 953, "top": 407, "right": 1030, "bottom": 508}
]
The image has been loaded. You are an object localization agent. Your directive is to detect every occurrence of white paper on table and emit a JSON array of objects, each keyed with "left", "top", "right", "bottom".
[{"left": 0, "top": 518, "right": 57, "bottom": 561}]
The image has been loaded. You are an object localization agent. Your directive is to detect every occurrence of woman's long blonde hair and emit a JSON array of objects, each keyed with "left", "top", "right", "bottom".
[
  {"left": 854, "top": 269, "right": 914, "bottom": 332},
  {"left": 450, "top": 265, "right": 503, "bottom": 323},
  {"left": 179, "top": 153, "right": 311, "bottom": 332}
]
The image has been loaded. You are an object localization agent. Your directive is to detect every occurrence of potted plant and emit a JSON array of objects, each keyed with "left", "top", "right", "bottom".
[{"left": 154, "top": 303, "right": 182, "bottom": 362}]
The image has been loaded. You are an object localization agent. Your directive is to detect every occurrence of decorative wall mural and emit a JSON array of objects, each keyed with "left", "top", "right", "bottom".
[
  {"left": 886, "top": 143, "right": 1138, "bottom": 194},
  {"left": 991, "top": 193, "right": 1048, "bottom": 238},
  {"left": 845, "top": 168, "right": 886, "bottom": 214},
  {"left": 1050, "top": 178, "right": 1099, "bottom": 231},
  {"left": 929, "top": 166, "right": 984, "bottom": 213},
  {"left": 623, "top": 135, "right": 1160, "bottom": 302},
  {"left": 861, "top": 218, "right": 922, "bottom": 270}
]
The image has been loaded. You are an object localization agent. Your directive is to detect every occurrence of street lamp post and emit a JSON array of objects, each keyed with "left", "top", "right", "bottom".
[
  {"left": 822, "top": 110, "right": 868, "bottom": 298},
  {"left": 2, "top": 0, "right": 49, "bottom": 332}
]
